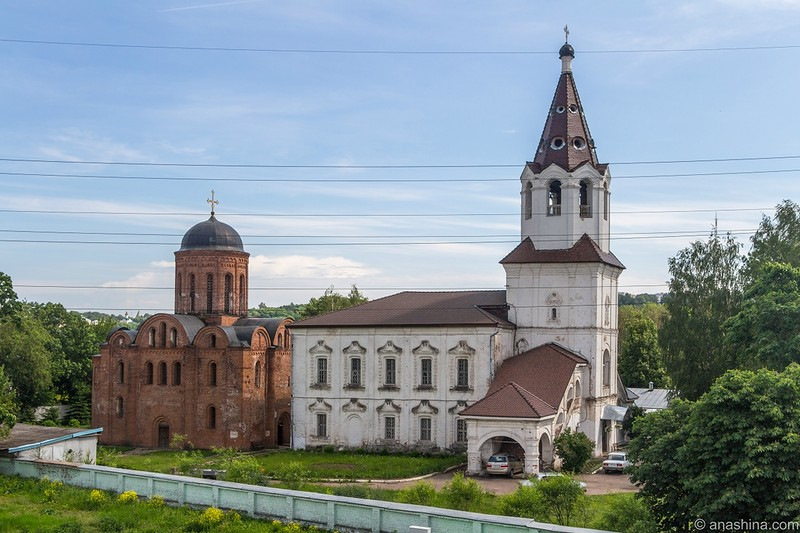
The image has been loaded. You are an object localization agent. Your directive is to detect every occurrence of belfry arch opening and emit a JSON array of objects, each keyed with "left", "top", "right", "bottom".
[{"left": 548, "top": 180, "right": 562, "bottom": 216}]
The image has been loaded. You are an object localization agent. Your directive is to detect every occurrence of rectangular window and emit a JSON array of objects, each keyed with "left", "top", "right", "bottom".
[
  {"left": 385, "top": 357, "right": 396, "bottom": 386},
  {"left": 457, "top": 358, "right": 469, "bottom": 388},
  {"left": 316, "top": 357, "right": 328, "bottom": 385},
  {"left": 316, "top": 413, "right": 327, "bottom": 438},
  {"left": 385, "top": 416, "right": 396, "bottom": 440},
  {"left": 420, "top": 358, "right": 432, "bottom": 386},
  {"left": 456, "top": 419, "right": 467, "bottom": 443},
  {"left": 420, "top": 417, "right": 432, "bottom": 441},
  {"left": 350, "top": 358, "right": 362, "bottom": 387}
]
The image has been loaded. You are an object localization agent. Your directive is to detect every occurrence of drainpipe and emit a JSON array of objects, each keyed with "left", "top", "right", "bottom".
[{"left": 489, "top": 331, "right": 498, "bottom": 382}]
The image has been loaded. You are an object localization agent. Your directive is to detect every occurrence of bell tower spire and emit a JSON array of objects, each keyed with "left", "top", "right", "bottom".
[{"left": 519, "top": 38, "right": 611, "bottom": 252}]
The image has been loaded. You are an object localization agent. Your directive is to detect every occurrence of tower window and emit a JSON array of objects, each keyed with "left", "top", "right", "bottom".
[
  {"left": 172, "top": 362, "right": 181, "bottom": 386},
  {"left": 550, "top": 137, "right": 565, "bottom": 150},
  {"left": 224, "top": 274, "right": 232, "bottom": 314},
  {"left": 555, "top": 105, "right": 566, "bottom": 113},
  {"left": 573, "top": 137, "right": 586, "bottom": 149},
  {"left": 548, "top": 180, "right": 562, "bottom": 216},
  {"left": 209, "top": 362, "right": 218, "bottom": 387},
  {"left": 604, "top": 184, "right": 609, "bottom": 221},
  {"left": 580, "top": 180, "right": 592, "bottom": 218},
  {"left": 207, "top": 405, "right": 216, "bottom": 429},
  {"left": 160, "top": 322, "right": 167, "bottom": 347},
  {"left": 206, "top": 274, "right": 213, "bottom": 313},
  {"left": 148, "top": 328, "right": 155, "bottom": 347},
  {"left": 145, "top": 362, "right": 153, "bottom": 385},
  {"left": 524, "top": 182, "right": 533, "bottom": 220},
  {"left": 550, "top": 307, "right": 558, "bottom": 321},
  {"left": 158, "top": 361, "right": 167, "bottom": 385},
  {"left": 190, "top": 274, "right": 196, "bottom": 312}
]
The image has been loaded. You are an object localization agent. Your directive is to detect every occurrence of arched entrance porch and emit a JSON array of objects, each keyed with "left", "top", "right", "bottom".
[{"left": 276, "top": 412, "right": 291, "bottom": 447}]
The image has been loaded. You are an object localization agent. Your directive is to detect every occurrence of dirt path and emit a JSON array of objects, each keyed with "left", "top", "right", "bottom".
[{"left": 352, "top": 468, "right": 637, "bottom": 496}]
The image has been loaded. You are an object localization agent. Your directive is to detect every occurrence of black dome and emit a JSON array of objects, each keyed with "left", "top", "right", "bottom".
[
  {"left": 179, "top": 215, "right": 244, "bottom": 252},
  {"left": 559, "top": 43, "right": 574, "bottom": 58}
]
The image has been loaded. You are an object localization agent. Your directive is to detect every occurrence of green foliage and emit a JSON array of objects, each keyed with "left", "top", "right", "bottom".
[
  {"left": 554, "top": 429, "right": 594, "bottom": 473},
  {"left": 724, "top": 262, "right": 800, "bottom": 370},
  {"left": 661, "top": 226, "right": 743, "bottom": 399},
  {"left": 225, "top": 455, "right": 266, "bottom": 485},
  {"left": 629, "top": 365, "right": 800, "bottom": 527},
  {"left": 395, "top": 481, "right": 439, "bottom": 505},
  {"left": 621, "top": 404, "right": 645, "bottom": 439},
  {"left": 619, "top": 315, "right": 669, "bottom": 388},
  {"left": 618, "top": 292, "right": 661, "bottom": 306},
  {"left": 497, "top": 485, "right": 547, "bottom": 520},
  {"left": 248, "top": 302, "right": 303, "bottom": 319},
  {"left": 272, "top": 461, "right": 311, "bottom": 489},
  {"left": 298, "top": 285, "right": 368, "bottom": 319},
  {"left": 439, "top": 472, "right": 488, "bottom": 512},
  {"left": 590, "top": 493, "right": 659, "bottom": 533},
  {"left": 533, "top": 474, "right": 587, "bottom": 526},
  {"left": 0, "top": 366, "right": 17, "bottom": 438},
  {"left": 0, "top": 310, "right": 54, "bottom": 410},
  {"left": 743, "top": 200, "right": 800, "bottom": 282},
  {"left": 0, "top": 271, "right": 21, "bottom": 320}
]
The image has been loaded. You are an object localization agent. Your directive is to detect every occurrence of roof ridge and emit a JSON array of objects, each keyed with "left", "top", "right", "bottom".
[{"left": 508, "top": 381, "right": 557, "bottom": 414}]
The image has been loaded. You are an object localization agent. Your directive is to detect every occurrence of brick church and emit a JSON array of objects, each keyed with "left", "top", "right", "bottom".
[{"left": 92, "top": 200, "right": 292, "bottom": 449}]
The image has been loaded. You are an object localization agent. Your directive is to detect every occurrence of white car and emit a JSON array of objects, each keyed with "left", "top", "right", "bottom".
[{"left": 603, "top": 452, "right": 630, "bottom": 473}]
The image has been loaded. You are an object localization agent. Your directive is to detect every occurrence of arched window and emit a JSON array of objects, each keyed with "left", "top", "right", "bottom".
[
  {"left": 169, "top": 328, "right": 177, "bottom": 347},
  {"left": 277, "top": 333, "right": 283, "bottom": 348},
  {"left": 209, "top": 362, "right": 217, "bottom": 387},
  {"left": 158, "top": 361, "right": 167, "bottom": 385},
  {"left": 210, "top": 334, "right": 217, "bottom": 349},
  {"left": 602, "top": 350, "right": 611, "bottom": 387},
  {"left": 579, "top": 180, "right": 592, "bottom": 218},
  {"left": 177, "top": 274, "right": 182, "bottom": 309},
  {"left": 550, "top": 307, "right": 558, "bottom": 321},
  {"left": 160, "top": 322, "right": 167, "bottom": 347},
  {"left": 283, "top": 331, "right": 290, "bottom": 349},
  {"left": 603, "top": 183, "right": 609, "bottom": 221},
  {"left": 117, "top": 361, "right": 125, "bottom": 384},
  {"left": 224, "top": 273, "right": 232, "bottom": 314},
  {"left": 190, "top": 274, "right": 196, "bottom": 312},
  {"left": 239, "top": 274, "right": 246, "bottom": 313},
  {"left": 172, "top": 362, "right": 181, "bottom": 386},
  {"left": 116, "top": 397, "right": 124, "bottom": 418},
  {"left": 524, "top": 182, "right": 533, "bottom": 220},
  {"left": 144, "top": 362, "right": 153, "bottom": 385},
  {"left": 148, "top": 328, "right": 155, "bottom": 347},
  {"left": 207, "top": 405, "right": 216, "bottom": 429},
  {"left": 254, "top": 361, "right": 261, "bottom": 388},
  {"left": 206, "top": 274, "right": 214, "bottom": 313},
  {"left": 548, "top": 180, "right": 562, "bottom": 216}
]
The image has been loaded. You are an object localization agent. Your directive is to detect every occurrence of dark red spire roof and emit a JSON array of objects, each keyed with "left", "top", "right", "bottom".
[{"left": 530, "top": 44, "right": 603, "bottom": 173}]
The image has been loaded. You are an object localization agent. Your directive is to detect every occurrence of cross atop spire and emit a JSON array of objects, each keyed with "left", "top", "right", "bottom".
[
  {"left": 564, "top": 24, "right": 569, "bottom": 43},
  {"left": 207, "top": 190, "right": 219, "bottom": 216}
]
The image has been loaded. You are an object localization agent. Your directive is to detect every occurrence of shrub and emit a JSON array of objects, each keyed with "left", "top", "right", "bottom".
[
  {"left": 118, "top": 490, "right": 138, "bottom": 504},
  {"left": 88, "top": 489, "right": 107, "bottom": 507},
  {"left": 225, "top": 455, "right": 265, "bottom": 485},
  {"left": 98, "top": 516, "right": 125, "bottom": 532},
  {"left": 590, "top": 493, "right": 659, "bottom": 533},
  {"left": 534, "top": 474, "right": 587, "bottom": 526},
  {"left": 273, "top": 461, "right": 310, "bottom": 489},
  {"left": 148, "top": 494, "right": 165, "bottom": 508},
  {"left": 396, "top": 481, "right": 438, "bottom": 506},
  {"left": 498, "top": 485, "right": 547, "bottom": 520},
  {"left": 439, "top": 472, "right": 488, "bottom": 512},
  {"left": 554, "top": 429, "right": 594, "bottom": 473}
]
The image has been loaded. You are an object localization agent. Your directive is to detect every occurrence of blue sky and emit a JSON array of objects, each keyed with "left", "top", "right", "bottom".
[{"left": 4, "top": 1, "right": 800, "bottom": 314}]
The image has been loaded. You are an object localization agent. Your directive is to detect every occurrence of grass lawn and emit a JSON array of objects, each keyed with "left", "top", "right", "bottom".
[{"left": 99, "top": 446, "right": 464, "bottom": 480}]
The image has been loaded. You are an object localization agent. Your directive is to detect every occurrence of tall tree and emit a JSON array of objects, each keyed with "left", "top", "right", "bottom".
[
  {"left": 0, "top": 366, "right": 17, "bottom": 438},
  {"left": 660, "top": 227, "right": 743, "bottom": 399},
  {"left": 743, "top": 200, "right": 800, "bottom": 283},
  {"left": 619, "top": 315, "right": 669, "bottom": 388},
  {"left": 629, "top": 365, "right": 800, "bottom": 527},
  {"left": 0, "top": 311, "right": 53, "bottom": 412},
  {"left": 299, "top": 285, "right": 368, "bottom": 319},
  {"left": 0, "top": 271, "right": 21, "bottom": 320},
  {"left": 724, "top": 262, "right": 800, "bottom": 371}
]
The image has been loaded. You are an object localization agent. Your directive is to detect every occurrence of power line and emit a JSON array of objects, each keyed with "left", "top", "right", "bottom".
[
  {"left": 3, "top": 37, "right": 800, "bottom": 55},
  {"left": 3, "top": 154, "right": 800, "bottom": 168},
  {"left": 3, "top": 167, "right": 800, "bottom": 183},
  {"left": 16, "top": 283, "right": 668, "bottom": 291}
]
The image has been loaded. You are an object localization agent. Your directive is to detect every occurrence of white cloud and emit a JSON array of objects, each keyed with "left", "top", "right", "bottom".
[{"left": 249, "top": 254, "right": 379, "bottom": 279}]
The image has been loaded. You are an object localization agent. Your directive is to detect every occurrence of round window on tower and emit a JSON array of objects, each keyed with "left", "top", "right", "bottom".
[
  {"left": 551, "top": 137, "right": 565, "bottom": 150},
  {"left": 572, "top": 137, "right": 586, "bottom": 150},
  {"left": 568, "top": 104, "right": 579, "bottom": 113},
  {"left": 555, "top": 105, "right": 566, "bottom": 113}
]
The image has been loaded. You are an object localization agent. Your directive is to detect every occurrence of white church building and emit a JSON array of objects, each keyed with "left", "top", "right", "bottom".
[{"left": 290, "top": 40, "right": 625, "bottom": 475}]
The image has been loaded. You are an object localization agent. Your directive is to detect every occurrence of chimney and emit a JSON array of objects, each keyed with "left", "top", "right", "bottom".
[{"left": 648, "top": 381, "right": 654, "bottom": 391}]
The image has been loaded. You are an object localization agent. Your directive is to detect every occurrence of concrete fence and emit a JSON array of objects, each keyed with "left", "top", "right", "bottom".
[{"left": 0, "top": 458, "right": 611, "bottom": 533}]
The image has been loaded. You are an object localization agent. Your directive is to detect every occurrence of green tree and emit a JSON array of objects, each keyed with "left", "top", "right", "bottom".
[
  {"left": 724, "top": 262, "right": 800, "bottom": 371},
  {"left": 299, "top": 285, "right": 368, "bottom": 319},
  {"left": 439, "top": 472, "right": 489, "bottom": 512},
  {"left": 0, "top": 272, "right": 21, "bottom": 320},
  {"left": 248, "top": 302, "right": 302, "bottom": 320},
  {"left": 0, "top": 311, "right": 54, "bottom": 412},
  {"left": 660, "top": 227, "right": 743, "bottom": 399},
  {"left": 618, "top": 293, "right": 661, "bottom": 306},
  {"left": 0, "top": 366, "right": 17, "bottom": 438},
  {"left": 590, "top": 494, "right": 659, "bottom": 533},
  {"left": 619, "top": 315, "right": 668, "bottom": 388},
  {"left": 533, "top": 474, "right": 587, "bottom": 526},
  {"left": 743, "top": 200, "right": 800, "bottom": 282},
  {"left": 629, "top": 365, "right": 800, "bottom": 527},
  {"left": 553, "top": 429, "right": 594, "bottom": 473}
]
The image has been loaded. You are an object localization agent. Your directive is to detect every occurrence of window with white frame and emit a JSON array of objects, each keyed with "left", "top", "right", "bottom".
[
  {"left": 384, "top": 357, "right": 396, "bottom": 386},
  {"left": 384, "top": 416, "right": 396, "bottom": 440},
  {"left": 316, "top": 413, "right": 328, "bottom": 438},
  {"left": 349, "top": 357, "right": 362, "bottom": 387},
  {"left": 456, "top": 358, "right": 469, "bottom": 388},
  {"left": 456, "top": 419, "right": 467, "bottom": 443},
  {"left": 419, "top": 417, "right": 432, "bottom": 441},
  {"left": 316, "top": 357, "right": 328, "bottom": 385},
  {"left": 420, "top": 358, "right": 433, "bottom": 387}
]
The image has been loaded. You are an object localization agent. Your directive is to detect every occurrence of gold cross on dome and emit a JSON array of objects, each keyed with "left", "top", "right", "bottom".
[
  {"left": 207, "top": 190, "right": 219, "bottom": 215},
  {"left": 564, "top": 25, "right": 570, "bottom": 43}
]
